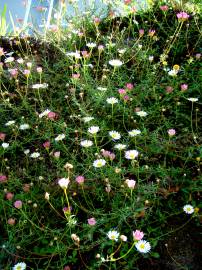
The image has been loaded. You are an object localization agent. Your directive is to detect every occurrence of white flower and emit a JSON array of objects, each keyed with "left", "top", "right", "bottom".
[
  {"left": 93, "top": 159, "right": 106, "bottom": 168},
  {"left": 17, "top": 58, "right": 24, "bottom": 64},
  {"left": 12, "top": 262, "right": 26, "bottom": 270},
  {"left": 2, "top": 143, "right": 9, "bottom": 149},
  {"left": 168, "top": 69, "right": 178, "bottom": 76},
  {"left": 97, "top": 87, "right": 107, "bottom": 91},
  {"left": 107, "top": 230, "right": 120, "bottom": 241},
  {"left": 135, "top": 240, "right": 151, "bottom": 253},
  {"left": 128, "top": 129, "right": 141, "bottom": 137},
  {"left": 19, "top": 124, "right": 30, "bottom": 130},
  {"left": 45, "top": 192, "right": 50, "bottom": 200},
  {"left": 82, "top": 117, "right": 94, "bottom": 123},
  {"left": 86, "top": 42, "right": 96, "bottom": 48},
  {"left": 5, "top": 120, "right": 15, "bottom": 126},
  {"left": 118, "top": 49, "right": 126, "bottom": 54},
  {"left": 24, "top": 149, "right": 30, "bottom": 155},
  {"left": 4, "top": 56, "right": 14, "bottom": 63},
  {"left": 183, "top": 204, "right": 194, "bottom": 214},
  {"left": 106, "top": 97, "right": 118, "bottom": 105},
  {"left": 80, "top": 140, "right": 93, "bottom": 147},
  {"left": 58, "top": 178, "right": 70, "bottom": 189},
  {"left": 114, "top": 144, "right": 127, "bottom": 150},
  {"left": 125, "top": 150, "right": 139, "bottom": 159},
  {"left": 38, "top": 109, "right": 51, "bottom": 118},
  {"left": 136, "top": 111, "right": 148, "bottom": 117},
  {"left": 109, "top": 131, "right": 121, "bottom": 140},
  {"left": 30, "top": 152, "right": 40, "bottom": 158},
  {"left": 187, "top": 98, "right": 198, "bottom": 102},
  {"left": 66, "top": 51, "right": 81, "bottom": 59},
  {"left": 55, "top": 134, "right": 65, "bottom": 141},
  {"left": 120, "top": 235, "right": 127, "bottom": 242},
  {"left": 88, "top": 126, "right": 99, "bottom": 134},
  {"left": 148, "top": 55, "right": 154, "bottom": 62},
  {"left": 32, "top": 83, "right": 48, "bottom": 89},
  {"left": 109, "top": 59, "right": 123, "bottom": 67}
]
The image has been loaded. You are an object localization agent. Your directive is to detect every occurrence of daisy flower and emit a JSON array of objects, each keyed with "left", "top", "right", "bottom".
[
  {"left": 2, "top": 143, "right": 9, "bottom": 149},
  {"left": 19, "top": 124, "right": 30, "bottom": 130},
  {"left": 12, "top": 262, "right": 26, "bottom": 270},
  {"left": 114, "top": 144, "right": 127, "bottom": 150},
  {"left": 135, "top": 240, "right": 151, "bottom": 253},
  {"left": 80, "top": 140, "right": 93, "bottom": 147},
  {"left": 97, "top": 87, "right": 107, "bottom": 91},
  {"left": 136, "top": 111, "right": 148, "bottom": 117},
  {"left": 187, "top": 98, "right": 198, "bottom": 102},
  {"left": 88, "top": 126, "right": 99, "bottom": 134},
  {"left": 106, "top": 97, "right": 119, "bottom": 105},
  {"left": 38, "top": 109, "right": 51, "bottom": 118},
  {"left": 55, "top": 134, "right": 65, "bottom": 141},
  {"left": 93, "top": 159, "right": 106, "bottom": 168},
  {"left": 109, "top": 59, "right": 123, "bottom": 67},
  {"left": 109, "top": 131, "right": 121, "bottom": 140},
  {"left": 107, "top": 230, "right": 120, "bottom": 241},
  {"left": 30, "top": 152, "right": 40, "bottom": 158},
  {"left": 82, "top": 117, "right": 94, "bottom": 123},
  {"left": 5, "top": 120, "right": 15, "bottom": 126},
  {"left": 86, "top": 42, "right": 96, "bottom": 48},
  {"left": 183, "top": 204, "right": 194, "bottom": 214},
  {"left": 128, "top": 129, "right": 141, "bottom": 137},
  {"left": 125, "top": 150, "right": 139, "bottom": 159}
]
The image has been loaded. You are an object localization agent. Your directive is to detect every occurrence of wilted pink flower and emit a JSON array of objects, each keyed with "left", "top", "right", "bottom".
[
  {"left": 123, "top": 95, "right": 130, "bottom": 101},
  {"left": 8, "top": 218, "right": 16, "bottom": 225},
  {"left": 75, "top": 175, "right": 85, "bottom": 184},
  {"left": 50, "top": 25, "right": 59, "bottom": 32},
  {"left": 124, "top": 0, "right": 132, "bottom": 5},
  {"left": 88, "top": 217, "right": 96, "bottom": 226},
  {"left": 0, "top": 132, "right": 6, "bottom": 141},
  {"left": 54, "top": 151, "right": 60, "bottom": 158},
  {"left": 47, "top": 111, "right": 57, "bottom": 120},
  {"left": 72, "top": 73, "right": 80, "bottom": 79},
  {"left": 78, "top": 32, "right": 84, "bottom": 38},
  {"left": 131, "top": 6, "right": 137, "bottom": 13},
  {"left": 94, "top": 17, "right": 101, "bottom": 25},
  {"left": 101, "top": 150, "right": 115, "bottom": 160},
  {"left": 118, "top": 88, "right": 126, "bottom": 95},
  {"left": 180, "top": 84, "right": 188, "bottom": 91},
  {"left": 14, "top": 200, "right": 22, "bottom": 209},
  {"left": 125, "top": 179, "right": 136, "bottom": 189},
  {"left": 23, "top": 69, "right": 30, "bottom": 77},
  {"left": 166, "top": 86, "right": 173, "bottom": 93},
  {"left": 177, "top": 12, "right": 189, "bottom": 21},
  {"left": 23, "top": 184, "right": 30, "bottom": 192},
  {"left": 81, "top": 51, "right": 90, "bottom": 58},
  {"left": 126, "top": 83, "right": 134, "bottom": 90},
  {"left": 133, "top": 230, "right": 144, "bottom": 240},
  {"left": 148, "top": 29, "right": 156, "bottom": 37},
  {"left": 160, "top": 5, "right": 168, "bottom": 11},
  {"left": 43, "top": 141, "right": 51, "bottom": 149},
  {"left": 0, "top": 175, "right": 7, "bottom": 183},
  {"left": 9, "top": 68, "right": 18, "bottom": 78},
  {"left": 98, "top": 45, "right": 104, "bottom": 51},
  {"left": 196, "top": 53, "right": 201, "bottom": 59},
  {"left": 168, "top": 129, "right": 176, "bottom": 136},
  {"left": 139, "top": 29, "right": 144, "bottom": 36},
  {"left": 63, "top": 206, "right": 71, "bottom": 214},
  {"left": 135, "top": 107, "right": 141, "bottom": 112},
  {"left": 6, "top": 192, "right": 14, "bottom": 200}
]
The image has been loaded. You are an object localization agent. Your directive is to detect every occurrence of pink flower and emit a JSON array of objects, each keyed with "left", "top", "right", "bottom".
[
  {"left": 98, "top": 45, "right": 104, "bottom": 51},
  {"left": 81, "top": 51, "right": 90, "bottom": 58},
  {"left": 14, "top": 200, "right": 22, "bottom": 209},
  {"left": 0, "top": 132, "right": 6, "bottom": 141},
  {"left": 6, "top": 192, "right": 14, "bottom": 200},
  {"left": 196, "top": 53, "right": 201, "bottom": 59},
  {"left": 87, "top": 217, "right": 96, "bottom": 226},
  {"left": 36, "top": 67, "right": 43, "bottom": 73},
  {"left": 75, "top": 176, "right": 85, "bottom": 184},
  {"left": 126, "top": 83, "right": 134, "bottom": 90},
  {"left": 63, "top": 206, "right": 71, "bottom": 214},
  {"left": 123, "top": 95, "right": 130, "bottom": 101},
  {"left": 72, "top": 73, "right": 80, "bottom": 79},
  {"left": 160, "top": 5, "right": 168, "bottom": 11},
  {"left": 139, "top": 29, "right": 144, "bottom": 37},
  {"left": 0, "top": 47, "right": 4, "bottom": 56},
  {"left": 180, "top": 84, "right": 188, "bottom": 91},
  {"left": 9, "top": 68, "right": 18, "bottom": 78},
  {"left": 0, "top": 175, "right": 7, "bottom": 183},
  {"left": 118, "top": 88, "right": 126, "bottom": 95},
  {"left": 133, "top": 230, "right": 144, "bottom": 240},
  {"left": 43, "top": 141, "right": 51, "bottom": 149},
  {"left": 23, "top": 69, "right": 30, "bottom": 77},
  {"left": 124, "top": 0, "right": 132, "bottom": 5},
  {"left": 177, "top": 12, "right": 189, "bottom": 21},
  {"left": 8, "top": 218, "right": 16, "bottom": 225},
  {"left": 125, "top": 179, "right": 136, "bottom": 189},
  {"left": 168, "top": 129, "right": 176, "bottom": 136},
  {"left": 47, "top": 111, "right": 57, "bottom": 120},
  {"left": 131, "top": 6, "right": 137, "bottom": 13},
  {"left": 166, "top": 86, "right": 173, "bottom": 93},
  {"left": 101, "top": 150, "right": 115, "bottom": 160},
  {"left": 94, "top": 17, "right": 101, "bottom": 25}
]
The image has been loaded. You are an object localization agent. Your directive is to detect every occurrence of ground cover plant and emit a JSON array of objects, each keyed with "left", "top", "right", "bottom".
[{"left": 0, "top": 0, "right": 202, "bottom": 269}]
